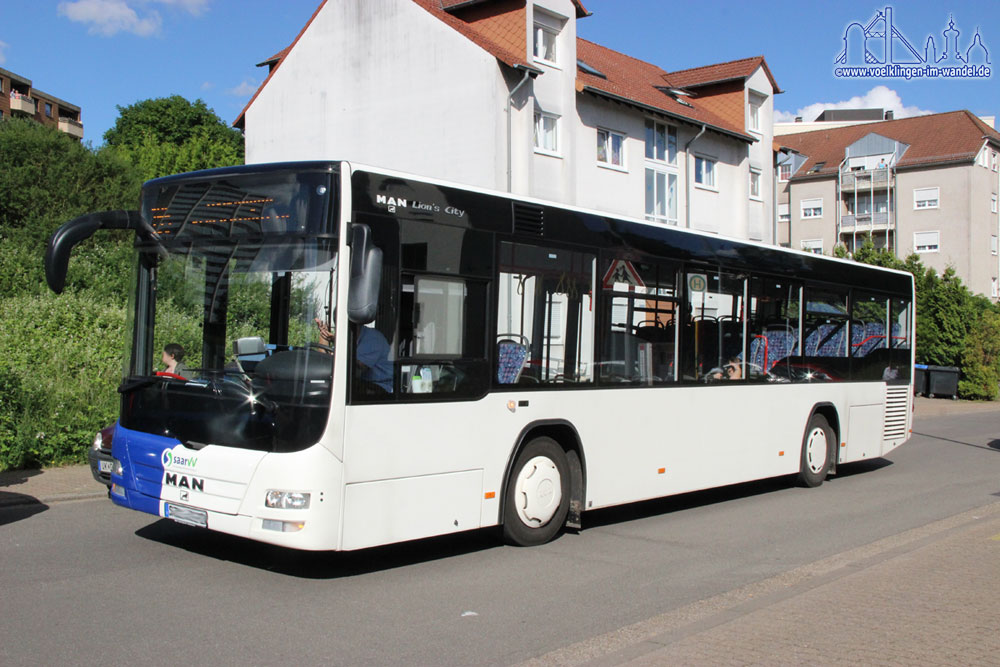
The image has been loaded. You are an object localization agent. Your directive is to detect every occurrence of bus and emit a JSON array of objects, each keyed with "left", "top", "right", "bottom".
[{"left": 45, "top": 161, "right": 914, "bottom": 551}]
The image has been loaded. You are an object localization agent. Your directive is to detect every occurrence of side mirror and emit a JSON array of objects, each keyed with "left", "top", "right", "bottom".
[
  {"left": 347, "top": 224, "right": 382, "bottom": 324},
  {"left": 45, "top": 210, "right": 143, "bottom": 294}
]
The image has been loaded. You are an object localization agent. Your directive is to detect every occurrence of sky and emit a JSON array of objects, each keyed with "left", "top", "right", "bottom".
[{"left": 1, "top": 0, "right": 998, "bottom": 146}]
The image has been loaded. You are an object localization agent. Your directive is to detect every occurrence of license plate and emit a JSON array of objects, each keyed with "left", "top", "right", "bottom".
[
  {"left": 165, "top": 503, "right": 208, "bottom": 528},
  {"left": 98, "top": 460, "right": 114, "bottom": 473}
]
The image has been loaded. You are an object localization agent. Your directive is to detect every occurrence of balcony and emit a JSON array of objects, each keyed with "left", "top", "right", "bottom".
[
  {"left": 840, "top": 168, "right": 893, "bottom": 190},
  {"left": 9, "top": 93, "right": 36, "bottom": 116},
  {"left": 58, "top": 117, "right": 84, "bottom": 139},
  {"left": 840, "top": 212, "right": 892, "bottom": 232}
]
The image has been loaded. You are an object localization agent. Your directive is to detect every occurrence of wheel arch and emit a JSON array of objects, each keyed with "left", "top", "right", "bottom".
[
  {"left": 498, "top": 419, "right": 587, "bottom": 530},
  {"left": 808, "top": 402, "right": 840, "bottom": 474}
]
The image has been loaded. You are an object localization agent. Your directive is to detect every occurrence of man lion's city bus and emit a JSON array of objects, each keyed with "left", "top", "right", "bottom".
[{"left": 45, "top": 161, "right": 914, "bottom": 550}]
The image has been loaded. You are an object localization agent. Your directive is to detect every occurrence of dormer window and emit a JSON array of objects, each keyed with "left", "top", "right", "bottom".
[{"left": 533, "top": 10, "right": 564, "bottom": 67}]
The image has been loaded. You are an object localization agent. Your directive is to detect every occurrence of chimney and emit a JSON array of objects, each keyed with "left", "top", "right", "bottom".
[
  {"left": 884, "top": 110, "right": 894, "bottom": 120},
  {"left": 795, "top": 116, "right": 802, "bottom": 123}
]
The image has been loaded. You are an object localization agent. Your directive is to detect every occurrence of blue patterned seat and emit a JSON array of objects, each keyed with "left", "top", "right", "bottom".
[{"left": 497, "top": 338, "right": 529, "bottom": 384}]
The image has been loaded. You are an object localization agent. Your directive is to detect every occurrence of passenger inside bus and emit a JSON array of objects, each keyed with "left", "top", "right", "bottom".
[{"left": 161, "top": 343, "right": 193, "bottom": 379}]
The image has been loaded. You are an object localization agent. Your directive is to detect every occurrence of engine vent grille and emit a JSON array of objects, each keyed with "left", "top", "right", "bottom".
[{"left": 883, "top": 385, "right": 909, "bottom": 441}]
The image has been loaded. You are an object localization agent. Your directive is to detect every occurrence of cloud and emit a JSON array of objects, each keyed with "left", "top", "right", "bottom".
[
  {"left": 155, "top": 0, "right": 209, "bottom": 15},
  {"left": 57, "top": 0, "right": 208, "bottom": 37},
  {"left": 0, "top": 40, "right": 8, "bottom": 65},
  {"left": 775, "top": 86, "right": 934, "bottom": 123},
  {"left": 58, "top": 0, "right": 161, "bottom": 36},
  {"left": 200, "top": 81, "right": 214, "bottom": 91},
  {"left": 226, "top": 79, "right": 258, "bottom": 97}
]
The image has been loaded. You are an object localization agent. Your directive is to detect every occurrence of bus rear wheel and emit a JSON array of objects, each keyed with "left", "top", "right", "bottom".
[
  {"left": 798, "top": 413, "right": 833, "bottom": 487},
  {"left": 503, "top": 437, "right": 570, "bottom": 546}
]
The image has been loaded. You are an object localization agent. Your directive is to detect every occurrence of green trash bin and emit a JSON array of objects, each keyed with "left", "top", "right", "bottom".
[
  {"left": 914, "top": 364, "right": 928, "bottom": 396},
  {"left": 927, "top": 365, "right": 959, "bottom": 399}
]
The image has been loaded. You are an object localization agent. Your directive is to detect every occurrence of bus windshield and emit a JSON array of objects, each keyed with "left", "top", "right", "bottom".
[{"left": 120, "top": 168, "right": 340, "bottom": 453}]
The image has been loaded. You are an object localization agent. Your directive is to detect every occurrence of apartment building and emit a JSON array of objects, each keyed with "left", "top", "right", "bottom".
[
  {"left": 236, "top": 0, "right": 780, "bottom": 243},
  {"left": 0, "top": 67, "right": 84, "bottom": 140},
  {"left": 776, "top": 110, "right": 1000, "bottom": 299}
]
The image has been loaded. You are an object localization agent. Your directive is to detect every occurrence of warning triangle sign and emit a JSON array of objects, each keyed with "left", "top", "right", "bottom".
[{"left": 601, "top": 260, "right": 645, "bottom": 289}]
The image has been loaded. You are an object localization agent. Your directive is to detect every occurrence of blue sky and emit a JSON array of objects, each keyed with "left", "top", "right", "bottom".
[{"left": 1, "top": 0, "right": 997, "bottom": 146}]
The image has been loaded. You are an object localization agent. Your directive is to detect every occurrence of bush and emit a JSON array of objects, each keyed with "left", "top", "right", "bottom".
[{"left": 0, "top": 292, "right": 127, "bottom": 470}]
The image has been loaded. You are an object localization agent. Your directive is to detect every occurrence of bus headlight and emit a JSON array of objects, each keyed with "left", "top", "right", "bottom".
[{"left": 265, "top": 490, "right": 311, "bottom": 509}]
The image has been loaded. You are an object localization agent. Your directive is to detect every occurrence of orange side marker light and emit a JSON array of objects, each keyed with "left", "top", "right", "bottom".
[{"left": 484, "top": 492, "right": 496, "bottom": 500}]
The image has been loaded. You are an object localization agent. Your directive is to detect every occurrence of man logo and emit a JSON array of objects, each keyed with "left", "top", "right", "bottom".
[
  {"left": 164, "top": 472, "right": 204, "bottom": 492},
  {"left": 162, "top": 450, "right": 173, "bottom": 467}
]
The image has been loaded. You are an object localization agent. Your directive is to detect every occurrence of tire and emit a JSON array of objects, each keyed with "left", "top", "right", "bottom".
[
  {"left": 797, "top": 413, "right": 834, "bottom": 488},
  {"left": 502, "top": 437, "right": 570, "bottom": 546}
]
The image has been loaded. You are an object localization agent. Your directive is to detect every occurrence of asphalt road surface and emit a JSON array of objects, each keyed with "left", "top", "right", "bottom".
[{"left": 2, "top": 408, "right": 998, "bottom": 666}]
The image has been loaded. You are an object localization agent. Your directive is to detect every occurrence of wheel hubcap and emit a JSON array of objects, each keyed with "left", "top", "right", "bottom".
[
  {"left": 805, "top": 427, "right": 828, "bottom": 474},
  {"left": 513, "top": 455, "right": 562, "bottom": 527}
]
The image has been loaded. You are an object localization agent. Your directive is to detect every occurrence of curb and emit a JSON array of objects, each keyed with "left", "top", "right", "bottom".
[{"left": 0, "top": 489, "right": 107, "bottom": 508}]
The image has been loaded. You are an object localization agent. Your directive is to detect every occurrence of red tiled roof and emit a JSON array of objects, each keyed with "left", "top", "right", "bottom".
[
  {"left": 441, "top": 0, "right": 589, "bottom": 18},
  {"left": 664, "top": 56, "right": 782, "bottom": 94},
  {"left": 411, "top": 0, "right": 530, "bottom": 69},
  {"left": 779, "top": 110, "right": 1000, "bottom": 178},
  {"left": 575, "top": 39, "right": 752, "bottom": 141}
]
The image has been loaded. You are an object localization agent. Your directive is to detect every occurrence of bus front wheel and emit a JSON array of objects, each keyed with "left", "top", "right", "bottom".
[
  {"left": 798, "top": 414, "right": 833, "bottom": 487},
  {"left": 503, "top": 437, "right": 570, "bottom": 546}
]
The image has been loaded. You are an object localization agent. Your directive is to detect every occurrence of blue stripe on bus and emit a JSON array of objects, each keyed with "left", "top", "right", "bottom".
[{"left": 109, "top": 422, "right": 181, "bottom": 517}]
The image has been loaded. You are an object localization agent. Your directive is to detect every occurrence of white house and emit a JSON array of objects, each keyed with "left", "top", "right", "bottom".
[{"left": 236, "top": 0, "right": 781, "bottom": 242}]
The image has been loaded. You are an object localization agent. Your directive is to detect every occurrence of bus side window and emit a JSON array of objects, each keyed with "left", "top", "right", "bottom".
[
  {"left": 748, "top": 277, "right": 801, "bottom": 382},
  {"left": 497, "top": 242, "right": 595, "bottom": 385},
  {"left": 683, "top": 270, "right": 746, "bottom": 381},
  {"left": 599, "top": 257, "right": 679, "bottom": 385}
]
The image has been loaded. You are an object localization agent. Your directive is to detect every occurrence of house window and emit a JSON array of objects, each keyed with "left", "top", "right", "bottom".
[
  {"left": 992, "top": 193, "right": 998, "bottom": 214},
  {"left": 532, "top": 13, "right": 560, "bottom": 66},
  {"left": 914, "top": 187, "right": 940, "bottom": 209},
  {"left": 748, "top": 92, "right": 766, "bottom": 133},
  {"left": 694, "top": 156, "right": 716, "bottom": 189},
  {"left": 778, "top": 203, "right": 790, "bottom": 223},
  {"left": 801, "top": 198, "right": 823, "bottom": 219},
  {"left": 645, "top": 168, "right": 677, "bottom": 225},
  {"left": 749, "top": 169, "right": 762, "bottom": 200},
  {"left": 778, "top": 163, "right": 791, "bottom": 182},
  {"left": 597, "top": 128, "right": 625, "bottom": 168},
  {"left": 533, "top": 112, "right": 559, "bottom": 155},
  {"left": 993, "top": 278, "right": 999, "bottom": 299},
  {"left": 992, "top": 235, "right": 998, "bottom": 256},
  {"left": 801, "top": 239, "right": 823, "bottom": 255},
  {"left": 993, "top": 150, "right": 998, "bottom": 172},
  {"left": 644, "top": 120, "right": 676, "bottom": 165},
  {"left": 914, "top": 231, "right": 940, "bottom": 253}
]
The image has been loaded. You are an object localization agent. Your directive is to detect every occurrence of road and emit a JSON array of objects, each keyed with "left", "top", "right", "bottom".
[{"left": 2, "top": 407, "right": 998, "bottom": 666}]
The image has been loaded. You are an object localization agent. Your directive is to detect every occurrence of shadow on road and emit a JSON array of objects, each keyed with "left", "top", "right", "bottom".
[
  {"left": 913, "top": 431, "right": 1000, "bottom": 453},
  {"left": 133, "top": 458, "right": 895, "bottom": 577},
  {"left": 582, "top": 460, "right": 892, "bottom": 531},
  {"left": 135, "top": 519, "right": 501, "bottom": 578},
  {"left": 0, "top": 494, "right": 48, "bottom": 525}
]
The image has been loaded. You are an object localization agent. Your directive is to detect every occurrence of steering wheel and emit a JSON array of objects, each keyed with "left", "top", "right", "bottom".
[
  {"left": 155, "top": 371, "right": 189, "bottom": 381},
  {"left": 303, "top": 342, "right": 334, "bottom": 354}
]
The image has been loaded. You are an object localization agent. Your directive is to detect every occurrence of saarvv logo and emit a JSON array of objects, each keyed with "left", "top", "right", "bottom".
[{"left": 162, "top": 449, "right": 198, "bottom": 469}]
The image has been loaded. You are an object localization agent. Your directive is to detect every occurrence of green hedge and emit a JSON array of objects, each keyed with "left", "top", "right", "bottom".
[{"left": 0, "top": 292, "right": 127, "bottom": 470}]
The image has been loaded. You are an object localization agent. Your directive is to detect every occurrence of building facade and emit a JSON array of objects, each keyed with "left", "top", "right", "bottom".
[
  {"left": 777, "top": 111, "right": 1000, "bottom": 300},
  {"left": 236, "top": 0, "right": 780, "bottom": 243},
  {"left": 0, "top": 67, "right": 84, "bottom": 140}
]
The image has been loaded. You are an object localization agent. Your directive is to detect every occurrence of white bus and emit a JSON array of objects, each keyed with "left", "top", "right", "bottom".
[{"left": 45, "top": 161, "right": 914, "bottom": 550}]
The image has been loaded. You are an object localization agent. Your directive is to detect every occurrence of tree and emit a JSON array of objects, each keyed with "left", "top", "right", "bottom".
[
  {"left": 104, "top": 95, "right": 243, "bottom": 153},
  {"left": 104, "top": 96, "right": 244, "bottom": 181},
  {"left": 958, "top": 309, "right": 1000, "bottom": 400}
]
